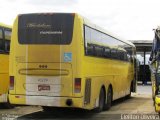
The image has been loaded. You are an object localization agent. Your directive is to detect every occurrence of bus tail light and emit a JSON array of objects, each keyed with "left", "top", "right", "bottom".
[
  {"left": 10, "top": 76, "right": 14, "bottom": 90},
  {"left": 74, "top": 78, "right": 81, "bottom": 93}
]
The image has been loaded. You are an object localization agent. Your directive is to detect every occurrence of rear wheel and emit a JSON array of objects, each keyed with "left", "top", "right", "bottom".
[
  {"left": 103, "top": 87, "right": 112, "bottom": 110},
  {"left": 94, "top": 88, "right": 105, "bottom": 112}
]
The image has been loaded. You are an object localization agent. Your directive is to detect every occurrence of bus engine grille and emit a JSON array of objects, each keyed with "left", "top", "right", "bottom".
[{"left": 84, "top": 79, "right": 91, "bottom": 105}]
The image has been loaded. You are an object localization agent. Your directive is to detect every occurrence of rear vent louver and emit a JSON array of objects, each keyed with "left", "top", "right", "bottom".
[{"left": 84, "top": 78, "right": 91, "bottom": 105}]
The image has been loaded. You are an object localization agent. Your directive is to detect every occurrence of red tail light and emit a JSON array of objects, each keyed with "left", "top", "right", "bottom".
[
  {"left": 10, "top": 76, "right": 14, "bottom": 90},
  {"left": 74, "top": 78, "right": 81, "bottom": 93}
]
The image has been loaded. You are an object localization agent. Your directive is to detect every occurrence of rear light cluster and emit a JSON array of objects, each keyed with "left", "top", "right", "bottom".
[
  {"left": 10, "top": 76, "right": 14, "bottom": 90},
  {"left": 74, "top": 78, "right": 81, "bottom": 93}
]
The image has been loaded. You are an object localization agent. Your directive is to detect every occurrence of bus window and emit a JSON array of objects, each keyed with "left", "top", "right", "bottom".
[
  {"left": 4, "top": 29, "right": 11, "bottom": 40},
  {"left": 86, "top": 43, "right": 94, "bottom": 56},
  {"left": 111, "top": 49, "right": 117, "bottom": 59},
  {"left": 4, "top": 29, "right": 11, "bottom": 53},
  {"left": 84, "top": 26, "right": 91, "bottom": 46},
  {"left": 104, "top": 47, "right": 111, "bottom": 58},
  {"left": 95, "top": 45, "right": 103, "bottom": 57},
  {"left": 117, "top": 50, "right": 123, "bottom": 60},
  {"left": 5, "top": 40, "right": 10, "bottom": 53},
  {"left": 18, "top": 14, "right": 74, "bottom": 45},
  {"left": 0, "top": 28, "right": 4, "bottom": 52},
  {"left": 0, "top": 28, "right": 2, "bottom": 39}
]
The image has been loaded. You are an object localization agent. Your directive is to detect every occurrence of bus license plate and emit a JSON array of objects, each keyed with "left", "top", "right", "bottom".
[{"left": 38, "top": 85, "right": 50, "bottom": 91}]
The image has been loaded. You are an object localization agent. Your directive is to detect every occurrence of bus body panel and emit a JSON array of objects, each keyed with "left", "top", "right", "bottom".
[
  {"left": 0, "top": 54, "right": 9, "bottom": 95},
  {"left": 0, "top": 54, "right": 9, "bottom": 102},
  {"left": 82, "top": 56, "right": 134, "bottom": 102},
  {"left": 0, "top": 24, "right": 11, "bottom": 103},
  {"left": 13, "top": 42, "right": 75, "bottom": 97}
]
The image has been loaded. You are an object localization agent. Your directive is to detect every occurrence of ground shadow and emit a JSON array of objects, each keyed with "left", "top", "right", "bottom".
[
  {"left": 17, "top": 97, "right": 133, "bottom": 120},
  {"left": 17, "top": 108, "right": 97, "bottom": 120}
]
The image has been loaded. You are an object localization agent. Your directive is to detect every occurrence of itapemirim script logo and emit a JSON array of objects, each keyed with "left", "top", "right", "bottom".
[
  {"left": 40, "top": 31, "right": 63, "bottom": 35},
  {"left": 26, "top": 23, "right": 51, "bottom": 28}
]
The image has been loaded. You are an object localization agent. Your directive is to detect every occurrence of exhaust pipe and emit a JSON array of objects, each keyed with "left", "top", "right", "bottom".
[{"left": 66, "top": 99, "right": 73, "bottom": 106}]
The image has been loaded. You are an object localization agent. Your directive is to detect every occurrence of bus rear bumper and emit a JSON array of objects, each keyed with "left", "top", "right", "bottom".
[
  {"left": 9, "top": 94, "right": 85, "bottom": 109},
  {"left": 0, "top": 93, "right": 7, "bottom": 103}
]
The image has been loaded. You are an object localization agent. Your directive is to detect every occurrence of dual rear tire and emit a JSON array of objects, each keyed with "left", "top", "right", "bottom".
[{"left": 95, "top": 87, "right": 112, "bottom": 112}]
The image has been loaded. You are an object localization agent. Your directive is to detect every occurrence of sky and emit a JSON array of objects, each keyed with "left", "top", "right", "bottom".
[{"left": 0, "top": 0, "right": 160, "bottom": 40}]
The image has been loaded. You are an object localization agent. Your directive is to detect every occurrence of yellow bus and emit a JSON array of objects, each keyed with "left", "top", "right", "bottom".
[
  {"left": 0, "top": 23, "right": 13, "bottom": 108},
  {"left": 9, "top": 13, "right": 136, "bottom": 112}
]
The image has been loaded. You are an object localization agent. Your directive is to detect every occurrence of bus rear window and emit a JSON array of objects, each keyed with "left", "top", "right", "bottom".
[{"left": 18, "top": 13, "right": 74, "bottom": 44}]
